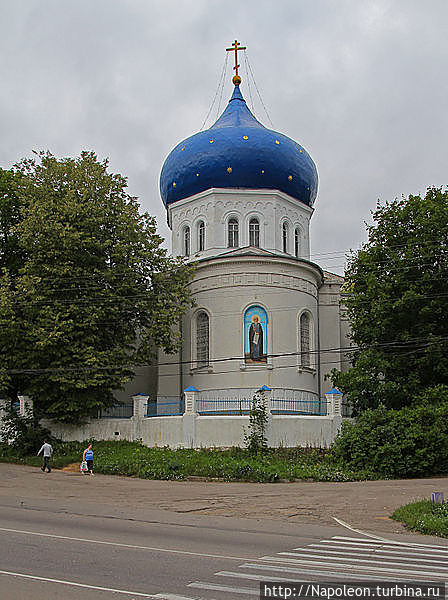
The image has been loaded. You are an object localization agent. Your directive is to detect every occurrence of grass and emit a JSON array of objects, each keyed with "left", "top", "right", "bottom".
[
  {"left": 392, "top": 500, "right": 448, "bottom": 538},
  {"left": 0, "top": 439, "right": 372, "bottom": 482}
]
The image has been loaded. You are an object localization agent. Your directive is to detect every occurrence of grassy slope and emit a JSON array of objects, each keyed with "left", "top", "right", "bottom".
[
  {"left": 392, "top": 500, "right": 448, "bottom": 538},
  {"left": 0, "top": 440, "right": 371, "bottom": 482}
]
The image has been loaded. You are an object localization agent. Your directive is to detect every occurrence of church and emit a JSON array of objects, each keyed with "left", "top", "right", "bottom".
[
  {"left": 47, "top": 42, "right": 349, "bottom": 447},
  {"left": 153, "top": 43, "right": 349, "bottom": 433}
]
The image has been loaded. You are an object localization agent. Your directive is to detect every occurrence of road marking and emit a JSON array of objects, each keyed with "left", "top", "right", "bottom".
[
  {"left": 332, "top": 534, "right": 448, "bottom": 550},
  {"left": 277, "top": 551, "right": 448, "bottom": 570},
  {"left": 216, "top": 570, "right": 419, "bottom": 584},
  {"left": 257, "top": 555, "right": 448, "bottom": 578},
  {"left": 0, "top": 569, "right": 173, "bottom": 598},
  {"left": 240, "top": 563, "right": 425, "bottom": 583},
  {"left": 0, "top": 526, "right": 246, "bottom": 562},
  {"left": 188, "top": 581, "right": 256, "bottom": 596},
  {"left": 307, "top": 542, "right": 448, "bottom": 558},
  {"left": 332, "top": 519, "right": 448, "bottom": 549},
  {"left": 296, "top": 546, "right": 448, "bottom": 561}
]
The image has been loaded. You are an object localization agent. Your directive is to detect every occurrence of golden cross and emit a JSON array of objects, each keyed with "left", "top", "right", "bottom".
[{"left": 226, "top": 39, "right": 246, "bottom": 83}]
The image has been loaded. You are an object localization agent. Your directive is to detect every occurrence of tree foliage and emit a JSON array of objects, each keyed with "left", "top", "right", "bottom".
[
  {"left": 332, "top": 187, "right": 448, "bottom": 413},
  {"left": 0, "top": 152, "right": 193, "bottom": 423},
  {"left": 331, "top": 387, "right": 448, "bottom": 478}
]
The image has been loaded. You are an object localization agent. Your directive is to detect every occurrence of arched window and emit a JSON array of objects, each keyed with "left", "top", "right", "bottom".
[
  {"left": 282, "top": 222, "right": 288, "bottom": 253},
  {"left": 183, "top": 226, "right": 190, "bottom": 256},
  {"left": 294, "top": 228, "right": 300, "bottom": 258},
  {"left": 228, "top": 218, "right": 239, "bottom": 248},
  {"left": 299, "top": 312, "right": 312, "bottom": 368},
  {"left": 249, "top": 218, "right": 260, "bottom": 247},
  {"left": 196, "top": 312, "right": 209, "bottom": 368},
  {"left": 198, "top": 221, "right": 205, "bottom": 252}
]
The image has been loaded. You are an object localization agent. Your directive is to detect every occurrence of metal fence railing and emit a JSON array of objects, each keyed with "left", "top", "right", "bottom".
[
  {"left": 270, "top": 398, "right": 328, "bottom": 416},
  {"left": 98, "top": 403, "right": 133, "bottom": 419},
  {"left": 146, "top": 398, "right": 184, "bottom": 417},
  {"left": 197, "top": 397, "right": 252, "bottom": 415}
]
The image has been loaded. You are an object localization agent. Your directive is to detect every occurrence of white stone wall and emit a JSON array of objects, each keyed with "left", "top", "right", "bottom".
[
  {"left": 168, "top": 188, "right": 312, "bottom": 260},
  {"left": 43, "top": 414, "right": 343, "bottom": 448}
]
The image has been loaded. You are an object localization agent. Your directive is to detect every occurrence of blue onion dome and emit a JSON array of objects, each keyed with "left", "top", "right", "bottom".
[{"left": 160, "top": 84, "right": 318, "bottom": 208}]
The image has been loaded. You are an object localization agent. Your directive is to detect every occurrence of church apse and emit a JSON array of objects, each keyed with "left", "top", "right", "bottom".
[{"left": 244, "top": 305, "right": 268, "bottom": 363}]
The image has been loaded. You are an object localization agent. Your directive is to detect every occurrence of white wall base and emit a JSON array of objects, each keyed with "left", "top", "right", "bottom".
[{"left": 44, "top": 414, "right": 343, "bottom": 448}]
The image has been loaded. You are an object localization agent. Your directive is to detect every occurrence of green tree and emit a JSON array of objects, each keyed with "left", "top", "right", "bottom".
[
  {"left": 332, "top": 187, "right": 448, "bottom": 413},
  {"left": 0, "top": 151, "right": 193, "bottom": 423},
  {"left": 0, "top": 167, "right": 26, "bottom": 274}
]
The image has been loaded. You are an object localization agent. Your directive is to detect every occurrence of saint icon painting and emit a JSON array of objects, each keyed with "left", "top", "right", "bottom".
[{"left": 244, "top": 306, "right": 267, "bottom": 363}]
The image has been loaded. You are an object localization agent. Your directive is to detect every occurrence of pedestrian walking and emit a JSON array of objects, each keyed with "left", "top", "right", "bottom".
[
  {"left": 82, "top": 443, "right": 94, "bottom": 475},
  {"left": 37, "top": 440, "right": 53, "bottom": 473}
]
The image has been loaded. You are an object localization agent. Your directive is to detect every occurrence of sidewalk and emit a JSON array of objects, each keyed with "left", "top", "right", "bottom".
[{"left": 1, "top": 463, "right": 447, "bottom": 539}]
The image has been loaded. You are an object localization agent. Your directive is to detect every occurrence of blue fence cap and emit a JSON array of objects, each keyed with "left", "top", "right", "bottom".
[
  {"left": 184, "top": 386, "right": 199, "bottom": 392},
  {"left": 327, "top": 388, "right": 342, "bottom": 395}
]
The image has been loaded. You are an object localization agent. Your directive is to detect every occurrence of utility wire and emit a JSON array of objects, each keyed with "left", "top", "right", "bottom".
[
  {"left": 4, "top": 335, "right": 447, "bottom": 376},
  {"left": 243, "top": 50, "right": 274, "bottom": 128},
  {"left": 200, "top": 53, "right": 229, "bottom": 130}
]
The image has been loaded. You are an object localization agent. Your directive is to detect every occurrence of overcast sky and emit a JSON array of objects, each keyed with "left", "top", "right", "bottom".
[{"left": 1, "top": 0, "right": 447, "bottom": 274}]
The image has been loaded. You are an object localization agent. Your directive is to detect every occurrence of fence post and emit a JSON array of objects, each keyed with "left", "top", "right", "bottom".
[
  {"left": 258, "top": 385, "right": 272, "bottom": 413},
  {"left": 18, "top": 395, "right": 33, "bottom": 418},
  {"left": 183, "top": 386, "right": 198, "bottom": 448},
  {"left": 131, "top": 393, "right": 149, "bottom": 442},
  {"left": 325, "top": 388, "right": 343, "bottom": 444},
  {"left": 325, "top": 388, "right": 342, "bottom": 417},
  {"left": 183, "top": 386, "right": 199, "bottom": 415},
  {"left": 132, "top": 394, "right": 149, "bottom": 419}
]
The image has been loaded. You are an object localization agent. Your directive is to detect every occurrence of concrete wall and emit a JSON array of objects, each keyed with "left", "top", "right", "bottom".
[{"left": 43, "top": 413, "right": 342, "bottom": 449}]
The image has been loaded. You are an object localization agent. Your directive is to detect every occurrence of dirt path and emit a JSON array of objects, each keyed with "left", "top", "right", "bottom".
[{"left": 2, "top": 463, "right": 447, "bottom": 538}]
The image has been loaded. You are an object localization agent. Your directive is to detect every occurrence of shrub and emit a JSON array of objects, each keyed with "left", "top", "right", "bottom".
[
  {"left": 244, "top": 392, "right": 268, "bottom": 453},
  {"left": 0, "top": 404, "right": 56, "bottom": 456},
  {"left": 331, "top": 402, "right": 448, "bottom": 478}
]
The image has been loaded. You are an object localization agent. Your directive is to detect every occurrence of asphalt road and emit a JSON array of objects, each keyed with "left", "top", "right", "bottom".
[
  {"left": 1, "top": 464, "right": 448, "bottom": 599},
  {"left": 0, "top": 501, "right": 344, "bottom": 599}
]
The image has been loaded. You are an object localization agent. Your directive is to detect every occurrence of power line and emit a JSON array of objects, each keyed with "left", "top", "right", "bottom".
[
  {"left": 200, "top": 53, "right": 229, "bottom": 131},
  {"left": 4, "top": 335, "right": 447, "bottom": 376}
]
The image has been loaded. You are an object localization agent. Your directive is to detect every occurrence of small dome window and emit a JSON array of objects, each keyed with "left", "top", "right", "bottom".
[
  {"left": 249, "top": 218, "right": 260, "bottom": 248},
  {"left": 198, "top": 221, "right": 205, "bottom": 252},
  {"left": 228, "top": 218, "right": 239, "bottom": 248},
  {"left": 282, "top": 222, "right": 289, "bottom": 254},
  {"left": 183, "top": 226, "right": 190, "bottom": 257}
]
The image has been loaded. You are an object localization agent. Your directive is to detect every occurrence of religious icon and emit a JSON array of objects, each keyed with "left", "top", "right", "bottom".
[
  {"left": 244, "top": 306, "right": 267, "bottom": 364},
  {"left": 249, "top": 315, "right": 263, "bottom": 360}
]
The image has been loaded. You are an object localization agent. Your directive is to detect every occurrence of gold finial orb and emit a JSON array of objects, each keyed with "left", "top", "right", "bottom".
[{"left": 232, "top": 74, "right": 241, "bottom": 86}]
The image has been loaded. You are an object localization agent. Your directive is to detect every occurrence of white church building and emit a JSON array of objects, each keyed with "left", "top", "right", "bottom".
[{"left": 36, "top": 48, "right": 350, "bottom": 448}]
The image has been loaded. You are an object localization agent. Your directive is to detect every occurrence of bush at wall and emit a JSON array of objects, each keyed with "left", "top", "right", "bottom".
[{"left": 331, "top": 397, "right": 448, "bottom": 478}]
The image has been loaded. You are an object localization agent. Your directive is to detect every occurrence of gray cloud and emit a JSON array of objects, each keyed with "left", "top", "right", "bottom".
[{"left": 1, "top": 0, "right": 447, "bottom": 273}]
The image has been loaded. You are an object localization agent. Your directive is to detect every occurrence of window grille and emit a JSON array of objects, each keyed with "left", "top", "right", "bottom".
[
  {"left": 282, "top": 222, "right": 288, "bottom": 253},
  {"left": 184, "top": 226, "right": 190, "bottom": 256},
  {"left": 198, "top": 221, "right": 205, "bottom": 252},
  {"left": 196, "top": 312, "right": 209, "bottom": 367},
  {"left": 228, "top": 218, "right": 239, "bottom": 248},
  {"left": 294, "top": 228, "right": 300, "bottom": 257},
  {"left": 300, "top": 312, "right": 311, "bottom": 367},
  {"left": 249, "top": 218, "right": 260, "bottom": 247}
]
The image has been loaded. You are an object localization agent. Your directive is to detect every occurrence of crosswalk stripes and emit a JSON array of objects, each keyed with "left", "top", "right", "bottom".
[{"left": 184, "top": 534, "right": 448, "bottom": 599}]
